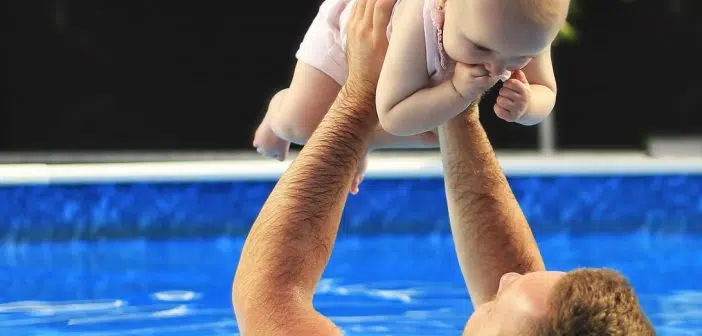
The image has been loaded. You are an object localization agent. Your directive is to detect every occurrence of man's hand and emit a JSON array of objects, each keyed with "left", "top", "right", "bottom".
[
  {"left": 344, "top": 0, "right": 398, "bottom": 194},
  {"left": 346, "top": 0, "right": 396, "bottom": 87},
  {"left": 494, "top": 70, "right": 531, "bottom": 122}
]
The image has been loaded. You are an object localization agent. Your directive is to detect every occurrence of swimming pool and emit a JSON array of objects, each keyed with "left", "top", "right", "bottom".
[{"left": 0, "top": 152, "right": 701, "bottom": 335}]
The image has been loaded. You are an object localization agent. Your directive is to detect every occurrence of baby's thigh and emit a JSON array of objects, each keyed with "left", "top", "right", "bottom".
[{"left": 278, "top": 61, "right": 342, "bottom": 124}]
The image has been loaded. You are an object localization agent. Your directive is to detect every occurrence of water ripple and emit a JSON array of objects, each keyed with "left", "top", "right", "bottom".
[
  {"left": 151, "top": 290, "right": 201, "bottom": 302},
  {"left": 650, "top": 290, "right": 702, "bottom": 334},
  {"left": 0, "top": 281, "right": 471, "bottom": 335},
  {"left": 0, "top": 300, "right": 125, "bottom": 315},
  {"left": 1, "top": 235, "right": 700, "bottom": 335}
]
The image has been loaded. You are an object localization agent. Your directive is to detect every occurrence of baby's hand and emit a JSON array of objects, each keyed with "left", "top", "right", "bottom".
[
  {"left": 494, "top": 70, "right": 530, "bottom": 122},
  {"left": 450, "top": 63, "right": 500, "bottom": 102}
]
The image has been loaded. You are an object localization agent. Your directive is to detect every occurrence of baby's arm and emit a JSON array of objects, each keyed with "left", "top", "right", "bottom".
[
  {"left": 375, "top": 0, "right": 472, "bottom": 137},
  {"left": 516, "top": 48, "right": 558, "bottom": 125}
]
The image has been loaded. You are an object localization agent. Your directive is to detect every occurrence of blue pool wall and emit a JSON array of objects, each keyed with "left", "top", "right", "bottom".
[{"left": 0, "top": 174, "right": 700, "bottom": 241}]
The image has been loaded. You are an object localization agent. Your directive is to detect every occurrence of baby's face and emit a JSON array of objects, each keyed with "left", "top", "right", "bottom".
[{"left": 442, "top": 0, "right": 565, "bottom": 76}]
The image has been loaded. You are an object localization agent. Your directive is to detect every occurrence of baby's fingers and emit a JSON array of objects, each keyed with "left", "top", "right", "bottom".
[
  {"left": 496, "top": 96, "right": 517, "bottom": 110},
  {"left": 503, "top": 78, "right": 529, "bottom": 93},
  {"left": 467, "top": 64, "right": 490, "bottom": 77},
  {"left": 494, "top": 104, "right": 518, "bottom": 122},
  {"left": 498, "top": 86, "right": 521, "bottom": 101}
]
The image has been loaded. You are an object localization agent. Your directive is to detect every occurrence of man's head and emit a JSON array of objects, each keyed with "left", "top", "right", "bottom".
[
  {"left": 464, "top": 268, "right": 655, "bottom": 335},
  {"left": 442, "top": 0, "right": 570, "bottom": 76}
]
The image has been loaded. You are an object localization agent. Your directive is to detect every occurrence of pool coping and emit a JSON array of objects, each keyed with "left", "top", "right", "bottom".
[{"left": 0, "top": 150, "right": 700, "bottom": 185}]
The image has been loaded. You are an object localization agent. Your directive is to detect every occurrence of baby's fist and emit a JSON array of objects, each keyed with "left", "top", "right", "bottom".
[
  {"left": 451, "top": 63, "right": 500, "bottom": 102},
  {"left": 494, "top": 70, "right": 530, "bottom": 122}
]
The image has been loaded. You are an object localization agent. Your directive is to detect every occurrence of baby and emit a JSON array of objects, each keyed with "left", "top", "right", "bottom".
[{"left": 254, "top": 0, "right": 570, "bottom": 192}]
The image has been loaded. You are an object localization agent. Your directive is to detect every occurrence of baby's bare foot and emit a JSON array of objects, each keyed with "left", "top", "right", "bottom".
[
  {"left": 253, "top": 117, "right": 290, "bottom": 161},
  {"left": 350, "top": 154, "right": 368, "bottom": 195}
]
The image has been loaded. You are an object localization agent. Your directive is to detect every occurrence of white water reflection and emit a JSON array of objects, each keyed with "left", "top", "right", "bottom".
[
  {"left": 652, "top": 290, "right": 702, "bottom": 336},
  {"left": 67, "top": 305, "right": 192, "bottom": 325},
  {"left": 0, "top": 280, "right": 470, "bottom": 335},
  {"left": 6, "top": 284, "right": 699, "bottom": 335},
  {"left": 151, "top": 290, "right": 201, "bottom": 302},
  {"left": 0, "top": 300, "right": 125, "bottom": 315}
]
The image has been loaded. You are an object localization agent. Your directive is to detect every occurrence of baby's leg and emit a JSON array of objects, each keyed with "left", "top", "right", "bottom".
[
  {"left": 253, "top": 89, "right": 290, "bottom": 160},
  {"left": 370, "top": 128, "right": 439, "bottom": 150},
  {"left": 271, "top": 62, "right": 341, "bottom": 145},
  {"left": 253, "top": 62, "right": 340, "bottom": 160}
]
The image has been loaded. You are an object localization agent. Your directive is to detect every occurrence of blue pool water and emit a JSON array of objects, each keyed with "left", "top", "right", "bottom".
[{"left": 0, "top": 175, "right": 701, "bottom": 335}]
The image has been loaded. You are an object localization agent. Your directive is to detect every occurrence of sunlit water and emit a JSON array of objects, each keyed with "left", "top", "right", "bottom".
[{"left": 0, "top": 234, "right": 700, "bottom": 335}]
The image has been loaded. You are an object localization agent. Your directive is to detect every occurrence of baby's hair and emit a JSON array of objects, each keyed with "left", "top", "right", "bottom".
[{"left": 516, "top": 0, "right": 570, "bottom": 28}]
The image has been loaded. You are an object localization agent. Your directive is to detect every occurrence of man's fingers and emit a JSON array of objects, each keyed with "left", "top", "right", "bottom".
[
  {"left": 352, "top": 0, "right": 368, "bottom": 26},
  {"left": 373, "top": 0, "right": 396, "bottom": 30},
  {"left": 363, "top": 0, "right": 376, "bottom": 24}
]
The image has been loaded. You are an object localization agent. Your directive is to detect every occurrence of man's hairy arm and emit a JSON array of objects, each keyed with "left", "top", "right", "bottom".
[
  {"left": 232, "top": 82, "right": 377, "bottom": 334},
  {"left": 232, "top": 83, "right": 377, "bottom": 335},
  {"left": 438, "top": 105, "right": 545, "bottom": 307},
  {"left": 233, "top": 0, "right": 403, "bottom": 333}
]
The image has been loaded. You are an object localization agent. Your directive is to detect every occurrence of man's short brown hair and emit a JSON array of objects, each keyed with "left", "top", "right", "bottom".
[{"left": 536, "top": 268, "right": 656, "bottom": 335}]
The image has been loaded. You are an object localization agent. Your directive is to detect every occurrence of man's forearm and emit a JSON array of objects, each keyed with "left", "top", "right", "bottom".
[
  {"left": 438, "top": 104, "right": 545, "bottom": 306},
  {"left": 234, "top": 83, "right": 377, "bottom": 307}
]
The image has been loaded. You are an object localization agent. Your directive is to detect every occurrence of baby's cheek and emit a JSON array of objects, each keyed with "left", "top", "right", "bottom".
[{"left": 442, "top": 34, "right": 473, "bottom": 64}]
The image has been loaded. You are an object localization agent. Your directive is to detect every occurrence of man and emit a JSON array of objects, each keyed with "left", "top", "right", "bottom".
[{"left": 232, "top": 0, "right": 655, "bottom": 334}]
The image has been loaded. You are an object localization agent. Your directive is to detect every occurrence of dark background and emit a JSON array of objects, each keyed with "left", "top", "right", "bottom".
[{"left": 5, "top": 0, "right": 701, "bottom": 151}]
